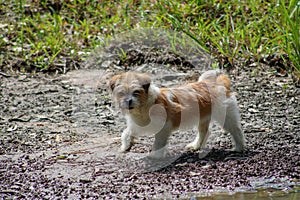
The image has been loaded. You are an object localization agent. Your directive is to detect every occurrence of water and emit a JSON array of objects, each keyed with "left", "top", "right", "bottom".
[{"left": 195, "top": 187, "right": 299, "bottom": 200}]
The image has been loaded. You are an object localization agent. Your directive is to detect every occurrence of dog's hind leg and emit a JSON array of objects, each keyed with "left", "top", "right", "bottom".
[{"left": 222, "top": 96, "right": 245, "bottom": 152}]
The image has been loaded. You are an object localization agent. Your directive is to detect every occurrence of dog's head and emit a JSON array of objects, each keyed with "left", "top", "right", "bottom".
[{"left": 109, "top": 72, "right": 152, "bottom": 112}]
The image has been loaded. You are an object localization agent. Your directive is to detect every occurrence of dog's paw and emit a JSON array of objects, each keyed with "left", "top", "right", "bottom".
[
  {"left": 148, "top": 148, "right": 167, "bottom": 159},
  {"left": 185, "top": 142, "right": 201, "bottom": 151},
  {"left": 231, "top": 146, "right": 245, "bottom": 152},
  {"left": 119, "top": 144, "right": 131, "bottom": 153}
]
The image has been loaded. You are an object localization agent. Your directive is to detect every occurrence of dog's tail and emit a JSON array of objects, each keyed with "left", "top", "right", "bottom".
[{"left": 198, "top": 70, "right": 231, "bottom": 96}]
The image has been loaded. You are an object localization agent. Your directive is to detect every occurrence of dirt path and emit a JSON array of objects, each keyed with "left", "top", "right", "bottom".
[{"left": 0, "top": 60, "right": 299, "bottom": 199}]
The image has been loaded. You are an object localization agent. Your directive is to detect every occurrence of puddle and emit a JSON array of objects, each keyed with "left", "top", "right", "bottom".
[
  {"left": 190, "top": 175, "right": 300, "bottom": 199},
  {"left": 194, "top": 187, "right": 299, "bottom": 200}
]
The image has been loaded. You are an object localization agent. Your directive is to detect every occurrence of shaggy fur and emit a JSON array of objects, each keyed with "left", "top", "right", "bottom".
[{"left": 109, "top": 70, "right": 245, "bottom": 158}]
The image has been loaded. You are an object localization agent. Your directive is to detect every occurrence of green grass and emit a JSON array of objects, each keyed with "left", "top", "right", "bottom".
[
  {"left": 277, "top": 0, "right": 300, "bottom": 72},
  {"left": 0, "top": 0, "right": 299, "bottom": 73}
]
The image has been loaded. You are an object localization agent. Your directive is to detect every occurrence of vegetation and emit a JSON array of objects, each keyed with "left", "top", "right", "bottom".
[{"left": 0, "top": 0, "right": 299, "bottom": 73}]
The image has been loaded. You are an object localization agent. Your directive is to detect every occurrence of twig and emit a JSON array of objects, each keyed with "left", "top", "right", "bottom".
[
  {"left": 0, "top": 72, "right": 11, "bottom": 77},
  {"left": 0, "top": 190, "right": 27, "bottom": 198}
]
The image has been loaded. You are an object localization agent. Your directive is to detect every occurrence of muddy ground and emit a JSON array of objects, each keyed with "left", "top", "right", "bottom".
[{"left": 0, "top": 44, "right": 299, "bottom": 199}]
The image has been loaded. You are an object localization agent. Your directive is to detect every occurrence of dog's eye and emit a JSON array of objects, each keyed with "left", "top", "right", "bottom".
[
  {"left": 132, "top": 90, "right": 141, "bottom": 96},
  {"left": 117, "top": 91, "right": 125, "bottom": 97}
]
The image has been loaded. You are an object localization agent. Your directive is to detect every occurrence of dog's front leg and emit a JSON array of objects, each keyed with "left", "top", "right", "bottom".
[
  {"left": 151, "top": 124, "right": 172, "bottom": 158},
  {"left": 120, "top": 127, "right": 134, "bottom": 152}
]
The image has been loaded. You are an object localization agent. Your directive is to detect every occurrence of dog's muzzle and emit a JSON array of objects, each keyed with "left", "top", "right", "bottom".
[{"left": 121, "top": 97, "right": 134, "bottom": 110}]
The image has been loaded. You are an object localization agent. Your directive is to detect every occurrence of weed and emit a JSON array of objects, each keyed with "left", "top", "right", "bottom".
[
  {"left": 277, "top": 0, "right": 300, "bottom": 72},
  {"left": 0, "top": 0, "right": 298, "bottom": 73}
]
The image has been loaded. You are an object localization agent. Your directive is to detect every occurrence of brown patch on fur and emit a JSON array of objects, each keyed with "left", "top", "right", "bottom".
[
  {"left": 154, "top": 88, "right": 182, "bottom": 128},
  {"left": 153, "top": 81, "right": 216, "bottom": 129},
  {"left": 109, "top": 72, "right": 151, "bottom": 92},
  {"left": 109, "top": 74, "right": 122, "bottom": 91},
  {"left": 216, "top": 74, "right": 231, "bottom": 97}
]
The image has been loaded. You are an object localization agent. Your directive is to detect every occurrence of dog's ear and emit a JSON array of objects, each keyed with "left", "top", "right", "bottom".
[
  {"left": 109, "top": 74, "right": 121, "bottom": 91},
  {"left": 142, "top": 83, "right": 150, "bottom": 93},
  {"left": 137, "top": 73, "right": 151, "bottom": 93}
]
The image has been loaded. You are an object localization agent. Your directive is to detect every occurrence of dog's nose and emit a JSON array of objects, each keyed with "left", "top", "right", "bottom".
[{"left": 125, "top": 98, "right": 133, "bottom": 109}]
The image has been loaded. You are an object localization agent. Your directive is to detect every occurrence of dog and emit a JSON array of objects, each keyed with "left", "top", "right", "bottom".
[{"left": 109, "top": 70, "right": 245, "bottom": 158}]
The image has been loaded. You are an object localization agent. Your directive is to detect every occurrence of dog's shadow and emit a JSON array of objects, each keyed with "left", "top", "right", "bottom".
[{"left": 141, "top": 149, "right": 257, "bottom": 173}]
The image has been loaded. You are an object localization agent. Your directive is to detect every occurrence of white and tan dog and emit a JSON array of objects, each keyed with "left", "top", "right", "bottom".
[{"left": 109, "top": 70, "right": 245, "bottom": 158}]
